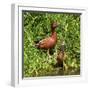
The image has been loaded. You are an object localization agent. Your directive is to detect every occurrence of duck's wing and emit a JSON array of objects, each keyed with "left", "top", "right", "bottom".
[
  {"left": 36, "top": 37, "right": 51, "bottom": 48},
  {"left": 39, "top": 37, "right": 50, "bottom": 45}
]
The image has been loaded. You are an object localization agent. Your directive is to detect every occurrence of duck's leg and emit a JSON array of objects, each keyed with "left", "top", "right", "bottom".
[
  {"left": 47, "top": 49, "right": 50, "bottom": 60},
  {"left": 47, "top": 49, "right": 52, "bottom": 60},
  {"left": 63, "top": 60, "right": 68, "bottom": 71}
]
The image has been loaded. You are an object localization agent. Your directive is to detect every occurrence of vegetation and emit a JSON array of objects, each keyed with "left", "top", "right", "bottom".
[{"left": 23, "top": 11, "right": 80, "bottom": 77}]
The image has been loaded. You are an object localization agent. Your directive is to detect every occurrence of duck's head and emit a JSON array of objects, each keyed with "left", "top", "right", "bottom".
[
  {"left": 59, "top": 41, "right": 65, "bottom": 52},
  {"left": 51, "top": 21, "right": 59, "bottom": 30}
]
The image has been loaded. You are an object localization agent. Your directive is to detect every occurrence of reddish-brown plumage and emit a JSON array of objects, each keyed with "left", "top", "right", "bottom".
[
  {"left": 36, "top": 22, "right": 58, "bottom": 49},
  {"left": 56, "top": 50, "right": 67, "bottom": 67},
  {"left": 56, "top": 41, "right": 67, "bottom": 67},
  {"left": 57, "top": 51, "right": 64, "bottom": 62}
]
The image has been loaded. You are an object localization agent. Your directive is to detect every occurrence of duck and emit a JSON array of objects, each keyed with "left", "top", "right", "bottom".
[
  {"left": 35, "top": 21, "right": 58, "bottom": 52},
  {"left": 56, "top": 41, "right": 67, "bottom": 69}
]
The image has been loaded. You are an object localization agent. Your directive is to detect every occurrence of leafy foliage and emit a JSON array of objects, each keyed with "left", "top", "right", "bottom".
[{"left": 23, "top": 11, "right": 80, "bottom": 77}]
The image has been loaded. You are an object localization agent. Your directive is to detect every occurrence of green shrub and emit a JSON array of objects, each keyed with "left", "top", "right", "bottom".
[{"left": 23, "top": 11, "right": 80, "bottom": 77}]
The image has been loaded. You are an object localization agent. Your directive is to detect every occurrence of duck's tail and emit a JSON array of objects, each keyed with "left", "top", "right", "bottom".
[{"left": 35, "top": 43, "right": 40, "bottom": 48}]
